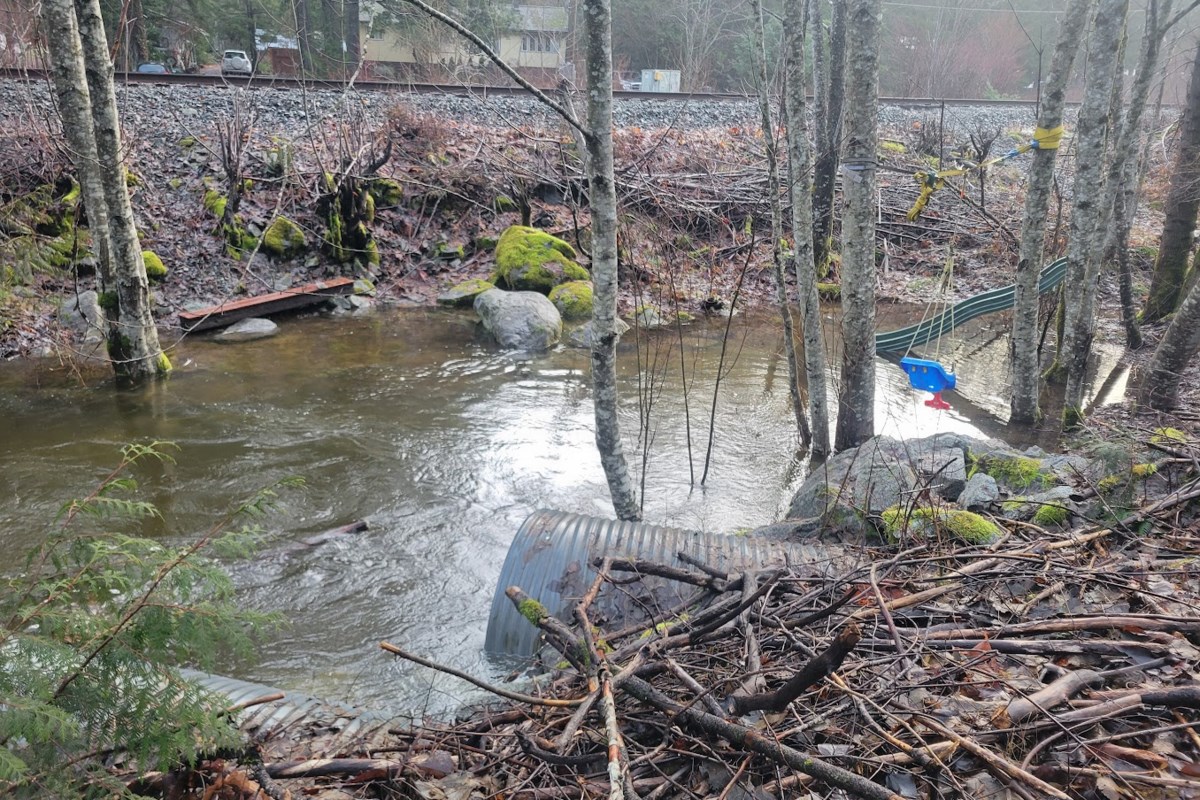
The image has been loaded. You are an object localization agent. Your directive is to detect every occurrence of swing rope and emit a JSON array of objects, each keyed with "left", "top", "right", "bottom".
[{"left": 902, "top": 251, "right": 956, "bottom": 363}]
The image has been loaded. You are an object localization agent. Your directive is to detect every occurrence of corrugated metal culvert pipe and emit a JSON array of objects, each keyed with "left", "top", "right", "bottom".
[{"left": 484, "top": 510, "right": 852, "bottom": 656}]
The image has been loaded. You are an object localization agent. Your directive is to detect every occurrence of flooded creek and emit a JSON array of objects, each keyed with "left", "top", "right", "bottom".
[{"left": 0, "top": 305, "right": 1121, "bottom": 712}]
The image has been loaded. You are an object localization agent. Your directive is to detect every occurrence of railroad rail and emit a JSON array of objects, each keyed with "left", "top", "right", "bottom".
[{"left": 0, "top": 66, "right": 1047, "bottom": 107}]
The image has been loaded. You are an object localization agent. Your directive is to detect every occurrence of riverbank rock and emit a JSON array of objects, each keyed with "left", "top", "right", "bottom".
[
  {"left": 474, "top": 288, "right": 562, "bottom": 351},
  {"left": 782, "top": 432, "right": 1094, "bottom": 541},
  {"left": 567, "top": 318, "right": 630, "bottom": 348},
  {"left": 548, "top": 280, "right": 594, "bottom": 321},
  {"left": 438, "top": 279, "right": 495, "bottom": 308},
  {"left": 214, "top": 317, "right": 279, "bottom": 342},
  {"left": 492, "top": 226, "right": 588, "bottom": 293}
]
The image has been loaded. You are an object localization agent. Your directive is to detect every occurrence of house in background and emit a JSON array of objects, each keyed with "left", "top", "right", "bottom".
[{"left": 361, "top": 1, "right": 571, "bottom": 87}]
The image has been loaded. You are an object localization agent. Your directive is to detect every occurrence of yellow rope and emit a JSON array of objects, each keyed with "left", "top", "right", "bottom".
[{"left": 905, "top": 125, "right": 1065, "bottom": 221}]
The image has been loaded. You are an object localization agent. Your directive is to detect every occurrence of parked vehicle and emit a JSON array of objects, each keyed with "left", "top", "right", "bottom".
[
  {"left": 136, "top": 63, "right": 168, "bottom": 74},
  {"left": 221, "top": 50, "right": 252, "bottom": 77}
]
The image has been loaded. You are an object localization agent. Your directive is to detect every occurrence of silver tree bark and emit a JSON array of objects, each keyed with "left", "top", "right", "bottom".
[
  {"left": 1101, "top": 0, "right": 1171, "bottom": 349},
  {"left": 812, "top": 0, "right": 846, "bottom": 274},
  {"left": 786, "top": 0, "right": 831, "bottom": 456},
  {"left": 582, "top": 0, "right": 641, "bottom": 521},
  {"left": 1139, "top": 275, "right": 1200, "bottom": 410},
  {"left": 750, "top": 0, "right": 808, "bottom": 446},
  {"left": 833, "top": 0, "right": 880, "bottom": 452},
  {"left": 39, "top": 0, "right": 112, "bottom": 290},
  {"left": 75, "top": 0, "right": 170, "bottom": 380},
  {"left": 1008, "top": 0, "right": 1091, "bottom": 425},
  {"left": 1060, "top": 0, "right": 1128, "bottom": 425}
]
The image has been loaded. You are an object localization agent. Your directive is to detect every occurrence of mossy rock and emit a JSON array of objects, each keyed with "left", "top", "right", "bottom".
[
  {"left": 203, "top": 190, "right": 227, "bottom": 219},
  {"left": 368, "top": 178, "right": 404, "bottom": 207},
  {"left": 437, "top": 278, "right": 495, "bottom": 307},
  {"left": 817, "top": 282, "right": 841, "bottom": 301},
  {"left": 141, "top": 249, "right": 167, "bottom": 280},
  {"left": 549, "top": 280, "right": 594, "bottom": 321},
  {"left": 261, "top": 216, "right": 307, "bottom": 258},
  {"left": 1031, "top": 502, "right": 1070, "bottom": 528},
  {"left": 493, "top": 194, "right": 518, "bottom": 212},
  {"left": 475, "top": 234, "right": 499, "bottom": 252},
  {"left": 1151, "top": 427, "right": 1188, "bottom": 446},
  {"left": 881, "top": 140, "right": 907, "bottom": 154},
  {"left": 435, "top": 241, "right": 466, "bottom": 260},
  {"left": 494, "top": 225, "right": 587, "bottom": 293},
  {"left": 971, "top": 453, "right": 1050, "bottom": 491},
  {"left": 880, "top": 504, "right": 1001, "bottom": 545}
]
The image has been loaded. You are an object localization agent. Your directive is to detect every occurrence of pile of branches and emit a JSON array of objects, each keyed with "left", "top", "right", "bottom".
[
  {"left": 168, "top": 464, "right": 1200, "bottom": 800},
  {"left": 367, "top": 485, "right": 1200, "bottom": 800}
]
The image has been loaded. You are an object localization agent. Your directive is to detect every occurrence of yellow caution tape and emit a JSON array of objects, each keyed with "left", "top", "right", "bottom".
[
  {"left": 905, "top": 126, "right": 1064, "bottom": 220},
  {"left": 1032, "top": 125, "right": 1064, "bottom": 150}
]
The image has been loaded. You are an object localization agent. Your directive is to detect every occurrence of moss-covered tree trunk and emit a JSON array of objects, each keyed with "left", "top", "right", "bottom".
[
  {"left": 320, "top": 171, "right": 381, "bottom": 270},
  {"left": 787, "top": 0, "right": 830, "bottom": 457},
  {"left": 75, "top": 0, "right": 170, "bottom": 380},
  {"left": 39, "top": 0, "right": 113, "bottom": 291},
  {"left": 833, "top": 0, "right": 880, "bottom": 452},
  {"left": 1008, "top": 0, "right": 1091, "bottom": 425},
  {"left": 750, "top": 0, "right": 809, "bottom": 447},
  {"left": 812, "top": 0, "right": 845, "bottom": 275},
  {"left": 1143, "top": 42, "right": 1200, "bottom": 324},
  {"left": 1060, "top": 0, "right": 1128, "bottom": 426},
  {"left": 582, "top": 0, "right": 641, "bottom": 521}
]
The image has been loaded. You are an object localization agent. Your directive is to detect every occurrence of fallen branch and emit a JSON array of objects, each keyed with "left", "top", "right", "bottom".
[{"left": 728, "top": 623, "right": 861, "bottom": 715}]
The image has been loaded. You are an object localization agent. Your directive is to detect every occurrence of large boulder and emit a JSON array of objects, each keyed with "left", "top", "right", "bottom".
[
  {"left": 474, "top": 288, "right": 562, "bottom": 351},
  {"left": 567, "top": 318, "right": 630, "bottom": 348},
  {"left": 492, "top": 225, "right": 588, "bottom": 293}
]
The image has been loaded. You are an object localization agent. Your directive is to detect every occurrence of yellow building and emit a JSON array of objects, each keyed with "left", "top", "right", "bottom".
[{"left": 362, "top": 2, "right": 570, "bottom": 86}]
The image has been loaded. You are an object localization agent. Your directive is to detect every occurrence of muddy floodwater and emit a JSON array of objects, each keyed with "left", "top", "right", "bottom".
[{"left": 0, "top": 305, "right": 1122, "bottom": 713}]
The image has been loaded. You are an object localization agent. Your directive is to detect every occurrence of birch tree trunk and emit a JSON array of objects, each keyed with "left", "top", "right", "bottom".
[
  {"left": 1060, "top": 0, "right": 1128, "bottom": 426},
  {"left": 1143, "top": 42, "right": 1200, "bottom": 324},
  {"left": 833, "top": 0, "right": 880, "bottom": 452},
  {"left": 812, "top": 0, "right": 845, "bottom": 275},
  {"left": 787, "top": 0, "right": 830, "bottom": 457},
  {"left": 39, "top": 0, "right": 112, "bottom": 291},
  {"left": 75, "top": 0, "right": 170, "bottom": 380},
  {"left": 1008, "top": 0, "right": 1091, "bottom": 425},
  {"left": 750, "top": 0, "right": 809, "bottom": 447},
  {"left": 582, "top": 0, "right": 640, "bottom": 521},
  {"left": 1139, "top": 275, "right": 1200, "bottom": 410}
]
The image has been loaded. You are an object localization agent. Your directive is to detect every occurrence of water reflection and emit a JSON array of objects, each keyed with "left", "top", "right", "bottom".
[{"left": 0, "top": 306, "right": 1119, "bottom": 711}]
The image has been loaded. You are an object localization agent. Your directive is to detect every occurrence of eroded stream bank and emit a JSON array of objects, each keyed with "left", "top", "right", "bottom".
[{"left": 0, "top": 305, "right": 1121, "bottom": 711}]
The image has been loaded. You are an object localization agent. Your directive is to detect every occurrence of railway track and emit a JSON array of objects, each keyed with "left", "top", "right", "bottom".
[{"left": 0, "top": 66, "right": 1044, "bottom": 107}]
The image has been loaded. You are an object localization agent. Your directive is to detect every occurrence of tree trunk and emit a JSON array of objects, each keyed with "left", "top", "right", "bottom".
[
  {"left": 1139, "top": 274, "right": 1200, "bottom": 410},
  {"left": 75, "top": 0, "right": 170, "bottom": 380},
  {"left": 39, "top": 0, "right": 113, "bottom": 290},
  {"left": 345, "top": 0, "right": 360, "bottom": 73},
  {"left": 293, "top": 0, "right": 314, "bottom": 75},
  {"left": 582, "top": 0, "right": 640, "bottom": 521},
  {"left": 787, "top": 0, "right": 830, "bottom": 457},
  {"left": 1060, "top": 0, "right": 1128, "bottom": 426},
  {"left": 129, "top": 0, "right": 149, "bottom": 65},
  {"left": 750, "top": 0, "right": 809, "bottom": 447},
  {"left": 812, "top": 0, "right": 845, "bottom": 276},
  {"left": 833, "top": 0, "right": 880, "bottom": 452},
  {"left": 1101, "top": 0, "right": 1171, "bottom": 349},
  {"left": 1143, "top": 42, "right": 1200, "bottom": 324},
  {"left": 1008, "top": 0, "right": 1091, "bottom": 425}
]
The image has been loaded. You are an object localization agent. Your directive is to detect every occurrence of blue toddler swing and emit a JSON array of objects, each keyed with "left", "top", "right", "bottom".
[{"left": 898, "top": 255, "right": 958, "bottom": 410}]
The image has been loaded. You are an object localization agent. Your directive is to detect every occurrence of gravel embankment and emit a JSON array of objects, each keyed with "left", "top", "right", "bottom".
[{"left": 0, "top": 78, "right": 1056, "bottom": 141}]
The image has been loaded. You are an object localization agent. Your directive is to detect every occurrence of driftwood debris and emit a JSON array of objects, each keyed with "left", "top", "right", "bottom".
[{"left": 177, "top": 277, "right": 356, "bottom": 333}]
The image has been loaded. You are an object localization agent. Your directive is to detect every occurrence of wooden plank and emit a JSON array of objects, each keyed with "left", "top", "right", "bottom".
[{"left": 178, "top": 277, "right": 357, "bottom": 333}]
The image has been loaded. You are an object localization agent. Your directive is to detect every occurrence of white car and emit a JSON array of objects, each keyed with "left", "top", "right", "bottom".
[{"left": 221, "top": 50, "right": 252, "bottom": 77}]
